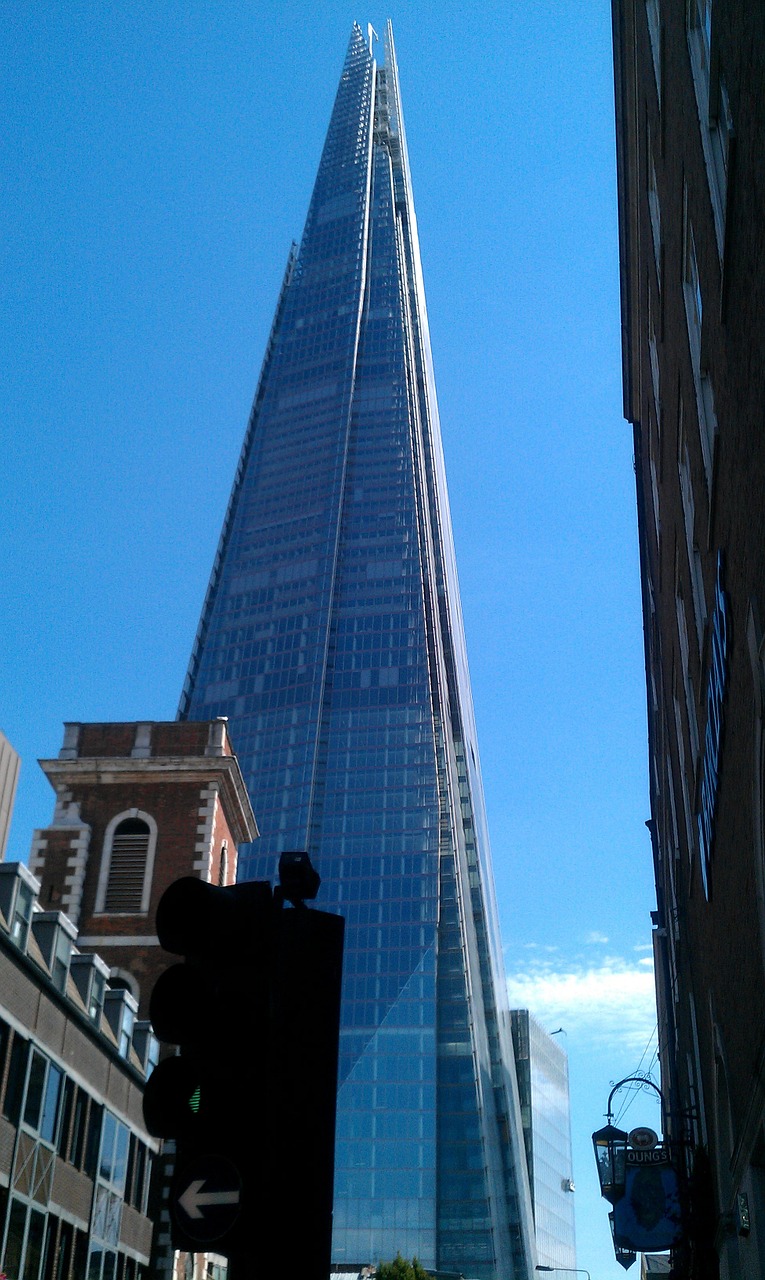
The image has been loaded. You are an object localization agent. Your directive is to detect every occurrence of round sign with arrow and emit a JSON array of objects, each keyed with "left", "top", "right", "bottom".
[{"left": 173, "top": 1154, "right": 243, "bottom": 1244}]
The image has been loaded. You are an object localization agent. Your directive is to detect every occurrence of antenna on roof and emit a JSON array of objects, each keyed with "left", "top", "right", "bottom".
[{"left": 367, "top": 23, "right": 378, "bottom": 55}]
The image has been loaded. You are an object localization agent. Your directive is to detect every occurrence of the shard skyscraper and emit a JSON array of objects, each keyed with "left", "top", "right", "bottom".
[{"left": 179, "top": 23, "right": 535, "bottom": 1278}]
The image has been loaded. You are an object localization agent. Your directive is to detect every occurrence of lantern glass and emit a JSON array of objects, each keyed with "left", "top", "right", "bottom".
[{"left": 592, "top": 1123, "right": 628, "bottom": 1203}]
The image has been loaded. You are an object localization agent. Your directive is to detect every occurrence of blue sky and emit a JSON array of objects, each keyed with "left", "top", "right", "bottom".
[{"left": 2, "top": 4, "right": 659, "bottom": 1275}]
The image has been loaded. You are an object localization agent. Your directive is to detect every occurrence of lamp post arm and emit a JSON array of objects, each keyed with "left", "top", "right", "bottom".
[
  {"left": 606, "top": 1074, "right": 665, "bottom": 1123},
  {"left": 534, "top": 1269, "right": 591, "bottom": 1280}
]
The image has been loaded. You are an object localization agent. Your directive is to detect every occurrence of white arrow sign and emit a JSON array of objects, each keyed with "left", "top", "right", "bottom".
[{"left": 179, "top": 1178, "right": 241, "bottom": 1221}]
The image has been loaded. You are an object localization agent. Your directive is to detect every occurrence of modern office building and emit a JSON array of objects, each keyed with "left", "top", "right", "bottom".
[
  {"left": 612, "top": 1, "right": 765, "bottom": 1276},
  {"left": 0, "top": 731, "right": 20, "bottom": 860},
  {"left": 179, "top": 22, "right": 535, "bottom": 1279},
  {"left": 511, "top": 1012, "right": 576, "bottom": 1270}
]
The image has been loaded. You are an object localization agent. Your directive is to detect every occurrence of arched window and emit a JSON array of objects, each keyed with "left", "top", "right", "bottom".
[
  {"left": 108, "top": 968, "right": 140, "bottom": 1002},
  {"left": 95, "top": 809, "right": 157, "bottom": 914},
  {"left": 105, "top": 819, "right": 149, "bottom": 911}
]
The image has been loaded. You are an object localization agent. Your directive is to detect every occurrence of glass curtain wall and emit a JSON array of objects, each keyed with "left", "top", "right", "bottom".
[{"left": 180, "top": 23, "right": 534, "bottom": 1279}]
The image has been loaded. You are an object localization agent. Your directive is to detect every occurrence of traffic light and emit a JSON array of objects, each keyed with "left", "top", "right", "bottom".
[{"left": 142, "top": 858, "right": 344, "bottom": 1275}]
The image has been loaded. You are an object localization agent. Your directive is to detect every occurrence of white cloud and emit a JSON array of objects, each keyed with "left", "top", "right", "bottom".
[
  {"left": 585, "top": 931, "right": 609, "bottom": 945},
  {"left": 507, "top": 954, "right": 657, "bottom": 1054}
]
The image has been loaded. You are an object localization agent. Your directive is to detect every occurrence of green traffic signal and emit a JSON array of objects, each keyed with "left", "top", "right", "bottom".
[{"left": 143, "top": 1056, "right": 210, "bottom": 1139}]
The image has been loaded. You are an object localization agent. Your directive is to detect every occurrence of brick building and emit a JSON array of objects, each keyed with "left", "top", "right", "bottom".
[
  {"left": 9, "top": 718, "right": 258, "bottom": 1280},
  {"left": 0, "top": 859, "right": 157, "bottom": 1280},
  {"left": 29, "top": 720, "right": 257, "bottom": 1017},
  {"left": 612, "top": 1, "right": 765, "bottom": 1277}
]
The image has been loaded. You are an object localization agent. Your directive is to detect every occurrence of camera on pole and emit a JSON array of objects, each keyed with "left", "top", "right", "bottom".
[{"left": 142, "top": 854, "right": 344, "bottom": 1272}]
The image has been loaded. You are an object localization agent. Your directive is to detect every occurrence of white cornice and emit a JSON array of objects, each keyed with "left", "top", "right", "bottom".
[{"left": 38, "top": 755, "right": 258, "bottom": 846}]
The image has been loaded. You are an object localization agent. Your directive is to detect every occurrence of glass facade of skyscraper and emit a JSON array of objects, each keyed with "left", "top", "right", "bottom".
[
  {"left": 180, "top": 24, "right": 535, "bottom": 1278},
  {"left": 511, "top": 1011, "right": 577, "bottom": 1270}
]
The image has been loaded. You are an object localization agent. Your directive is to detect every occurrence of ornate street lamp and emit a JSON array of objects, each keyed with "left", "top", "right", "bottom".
[
  {"left": 592, "top": 1122, "right": 629, "bottom": 1203},
  {"left": 592, "top": 1075, "right": 665, "bottom": 1204}
]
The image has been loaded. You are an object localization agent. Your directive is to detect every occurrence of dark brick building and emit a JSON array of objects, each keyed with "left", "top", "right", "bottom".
[{"left": 612, "top": 1, "right": 765, "bottom": 1276}]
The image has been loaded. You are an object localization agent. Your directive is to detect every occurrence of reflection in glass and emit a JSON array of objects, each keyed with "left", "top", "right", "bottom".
[
  {"left": 22, "top": 1208, "right": 45, "bottom": 1280},
  {"left": 100, "top": 1111, "right": 116, "bottom": 1183},
  {"left": 113, "top": 1123, "right": 129, "bottom": 1194},
  {"left": 40, "top": 1064, "right": 63, "bottom": 1144},
  {"left": 4, "top": 1198, "right": 27, "bottom": 1280},
  {"left": 23, "top": 1052, "right": 47, "bottom": 1130}
]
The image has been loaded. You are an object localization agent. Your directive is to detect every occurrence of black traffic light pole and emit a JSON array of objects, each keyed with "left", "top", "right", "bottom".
[{"left": 143, "top": 852, "right": 344, "bottom": 1279}]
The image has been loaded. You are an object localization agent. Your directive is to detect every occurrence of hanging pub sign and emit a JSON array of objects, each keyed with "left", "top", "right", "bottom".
[
  {"left": 697, "top": 550, "right": 730, "bottom": 900},
  {"left": 612, "top": 1150, "right": 683, "bottom": 1253}
]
